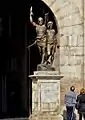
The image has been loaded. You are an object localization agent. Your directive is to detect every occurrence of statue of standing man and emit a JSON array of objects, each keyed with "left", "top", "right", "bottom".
[
  {"left": 30, "top": 6, "right": 47, "bottom": 65},
  {"left": 46, "top": 21, "right": 58, "bottom": 65},
  {"left": 30, "top": 6, "right": 59, "bottom": 70}
]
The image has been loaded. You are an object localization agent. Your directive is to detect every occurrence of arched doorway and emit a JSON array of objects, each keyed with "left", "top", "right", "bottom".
[
  {"left": 27, "top": 0, "right": 59, "bottom": 115},
  {"left": 0, "top": 0, "right": 59, "bottom": 118}
]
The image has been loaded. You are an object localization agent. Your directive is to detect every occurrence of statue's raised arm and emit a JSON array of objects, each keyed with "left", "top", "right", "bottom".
[{"left": 30, "top": 6, "right": 37, "bottom": 26}]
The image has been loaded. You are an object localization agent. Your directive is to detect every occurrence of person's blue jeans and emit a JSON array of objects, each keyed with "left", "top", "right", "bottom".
[{"left": 66, "top": 106, "right": 74, "bottom": 120}]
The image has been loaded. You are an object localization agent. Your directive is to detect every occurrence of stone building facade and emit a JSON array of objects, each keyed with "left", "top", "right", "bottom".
[{"left": 42, "top": 0, "right": 85, "bottom": 105}]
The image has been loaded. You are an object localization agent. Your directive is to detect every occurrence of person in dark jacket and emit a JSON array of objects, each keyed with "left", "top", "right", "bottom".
[
  {"left": 64, "top": 86, "right": 77, "bottom": 120},
  {"left": 76, "top": 88, "right": 85, "bottom": 120}
]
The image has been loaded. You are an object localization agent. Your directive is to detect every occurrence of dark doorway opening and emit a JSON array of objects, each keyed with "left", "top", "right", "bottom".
[{"left": 0, "top": 0, "right": 58, "bottom": 118}]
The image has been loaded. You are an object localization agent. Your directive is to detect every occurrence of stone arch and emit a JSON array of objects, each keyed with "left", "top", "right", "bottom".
[
  {"left": 41, "top": 0, "right": 84, "bottom": 72},
  {"left": 42, "top": 0, "right": 84, "bottom": 104},
  {"left": 42, "top": 0, "right": 83, "bottom": 30},
  {"left": 42, "top": 0, "right": 83, "bottom": 18}
]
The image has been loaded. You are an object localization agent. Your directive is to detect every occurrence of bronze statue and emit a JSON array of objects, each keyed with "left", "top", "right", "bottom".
[
  {"left": 29, "top": 7, "right": 58, "bottom": 70},
  {"left": 30, "top": 6, "right": 47, "bottom": 64},
  {"left": 46, "top": 21, "right": 57, "bottom": 65}
]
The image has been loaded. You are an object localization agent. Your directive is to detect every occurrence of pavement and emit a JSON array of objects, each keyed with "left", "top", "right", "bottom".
[{"left": 1, "top": 106, "right": 84, "bottom": 120}]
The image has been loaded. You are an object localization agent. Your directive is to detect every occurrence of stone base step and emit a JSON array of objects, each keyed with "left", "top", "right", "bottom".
[
  {"left": 28, "top": 105, "right": 85, "bottom": 120},
  {"left": 28, "top": 112, "right": 63, "bottom": 120}
]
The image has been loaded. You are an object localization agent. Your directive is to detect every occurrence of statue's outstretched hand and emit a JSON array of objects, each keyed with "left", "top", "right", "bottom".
[{"left": 30, "top": 6, "right": 33, "bottom": 16}]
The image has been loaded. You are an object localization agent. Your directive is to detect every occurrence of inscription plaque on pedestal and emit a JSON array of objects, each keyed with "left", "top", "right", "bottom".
[{"left": 40, "top": 81, "right": 60, "bottom": 111}]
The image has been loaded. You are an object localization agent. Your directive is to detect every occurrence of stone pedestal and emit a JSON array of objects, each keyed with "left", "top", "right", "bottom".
[{"left": 29, "top": 71, "right": 63, "bottom": 113}]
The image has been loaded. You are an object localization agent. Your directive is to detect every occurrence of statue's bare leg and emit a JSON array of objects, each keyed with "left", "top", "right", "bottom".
[
  {"left": 47, "top": 44, "right": 50, "bottom": 56},
  {"left": 41, "top": 47, "right": 46, "bottom": 64},
  {"left": 38, "top": 46, "right": 42, "bottom": 56},
  {"left": 51, "top": 45, "right": 56, "bottom": 63},
  {"left": 47, "top": 45, "right": 53, "bottom": 64},
  {"left": 47, "top": 56, "right": 51, "bottom": 64}
]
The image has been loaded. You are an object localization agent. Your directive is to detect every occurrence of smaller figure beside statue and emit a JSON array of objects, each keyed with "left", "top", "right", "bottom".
[{"left": 29, "top": 6, "right": 59, "bottom": 71}]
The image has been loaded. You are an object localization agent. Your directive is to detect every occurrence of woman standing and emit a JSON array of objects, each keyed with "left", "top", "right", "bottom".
[{"left": 76, "top": 88, "right": 85, "bottom": 120}]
